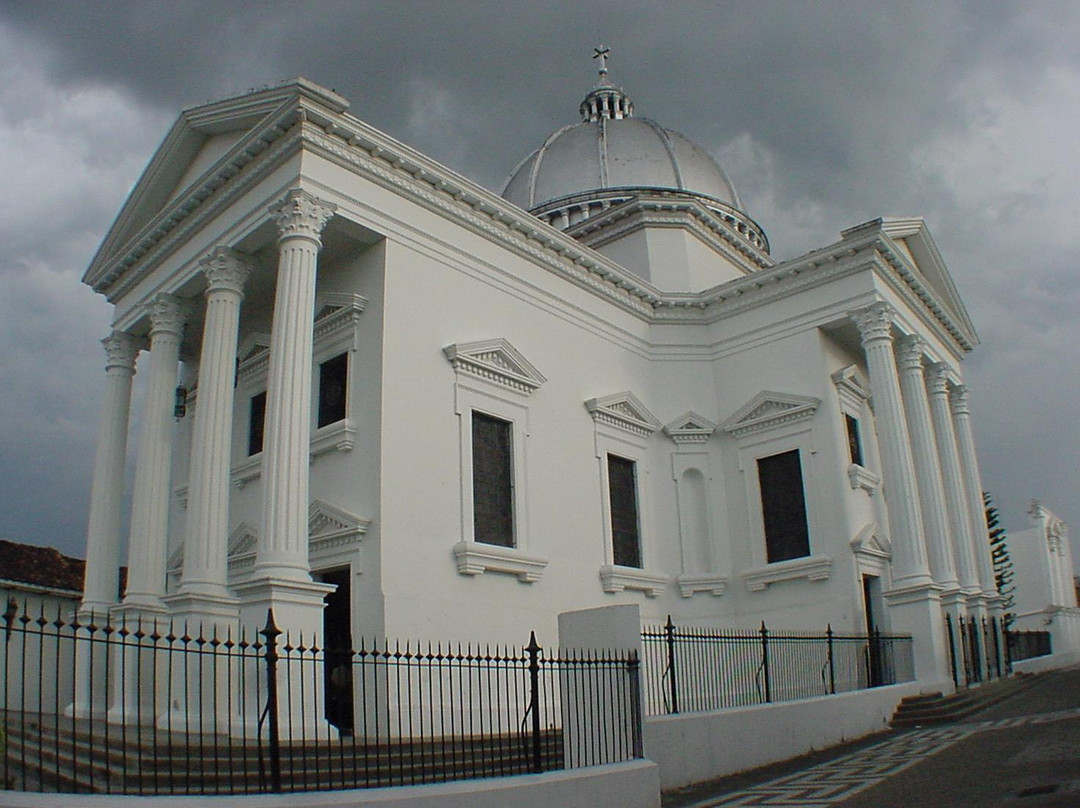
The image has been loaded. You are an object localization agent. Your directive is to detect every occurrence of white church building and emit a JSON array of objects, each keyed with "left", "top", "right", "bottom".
[{"left": 79, "top": 61, "right": 1004, "bottom": 695}]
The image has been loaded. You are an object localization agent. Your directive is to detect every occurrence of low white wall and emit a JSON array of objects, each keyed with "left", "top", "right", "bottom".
[
  {"left": 0, "top": 761, "right": 659, "bottom": 808},
  {"left": 644, "top": 681, "right": 927, "bottom": 791},
  {"left": 1011, "top": 652, "right": 1080, "bottom": 675}
]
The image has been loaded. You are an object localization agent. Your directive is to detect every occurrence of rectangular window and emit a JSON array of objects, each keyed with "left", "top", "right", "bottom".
[
  {"left": 845, "top": 414, "right": 864, "bottom": 466},
  {"left": 758, "top": 449, "right": 811, "bottom": 563},
  {"left": 472, "top": 411, "right": 514, "bottom": 547},
  {"left": 608, "top": 454, "right": 642, "bottom": 568},
  {"left": 318, "top": 352, "right": 348, "bottom": 428},
  {"left": 248, "top": 391, "right": 267, "bottom": 456}
]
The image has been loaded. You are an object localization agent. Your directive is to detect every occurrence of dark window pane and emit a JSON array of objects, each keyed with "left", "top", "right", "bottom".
[
  {"left": 318, "top": 353, "right": 348, "bottom": 428},
  {"left": 845, "top": 414, "right": 864, "bottom": 466},
  {"left": 608, "top": 454, "right": 642, "bottom": 568},
  {"left": 472, "top": 412, "right": 514, "bottom": 547},
  {"left": 758, "top": 449, "right": 810, "bottom": 563},
  {"left": 248, "top": 391, "right": 267, "bottom": 456}
]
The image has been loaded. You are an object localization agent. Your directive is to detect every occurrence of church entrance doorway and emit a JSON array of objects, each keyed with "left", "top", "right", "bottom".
[
  {"left": 862, "top": 574, "right": 885, "bottom": 687},
  {"left": 319, "top": 567, "right": 354, "bottom": 733}
]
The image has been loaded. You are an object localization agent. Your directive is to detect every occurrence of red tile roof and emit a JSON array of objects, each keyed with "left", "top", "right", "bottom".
[{"left": 0, "top": 540, "right": 87, "bottom": 593}]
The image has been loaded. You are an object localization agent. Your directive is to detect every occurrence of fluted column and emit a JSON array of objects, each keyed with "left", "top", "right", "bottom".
[
  {"left": 926, "top": 364, "right": 980, "bottom": 594},
  {"left": 950, "top": 385, "right": 998, "bottom": 599},
  {"left": 81, "top": 331, "right": 140, "bottom": 612},
  {"left": 122, "top": 295, "right": 187, "bottom": 611},
  {"left": 852, "top": 304, "right": 933, "bottom": 588},
  {"left": 176, "top": 248, "right": 253, "bottom": 604},
  {"left": 896, "top": 336, "right": 959, "bottom": 592},
  {"left": 255, "top": 189, "right": 336, "bottom": 580}
]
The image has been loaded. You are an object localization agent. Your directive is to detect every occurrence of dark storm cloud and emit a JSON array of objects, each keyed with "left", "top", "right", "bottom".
[{"left": 0, "top": 0, "right": 1077, "bottom": 561}]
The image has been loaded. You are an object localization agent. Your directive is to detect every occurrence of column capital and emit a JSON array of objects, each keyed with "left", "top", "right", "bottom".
[
  {"left": 200, "top": 246, "right": 254, "bottom": 296},
  {"left": 851, "top": 302, "right": 896, "bottom": 345},
  {"left": 102, "top": 330, "right": 140, "bottom": 372},
  {"left": 146, "top": 293, "right": 189, "bottom": 337},
  {"left": 269, "top": 189, "right": 336, "bottom": 244},
  {"left": 925, "top": 362, "right": 953, "bottom": 395},
  {"left": 949, "top": 384, "right": 971, "bottom": 415},
  {"left": 895, "top": 334, "right": 927, "bottom": 371}
]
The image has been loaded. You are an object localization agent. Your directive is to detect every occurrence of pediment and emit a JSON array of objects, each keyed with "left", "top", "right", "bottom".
[
  {"left": 238, "top": 333, "right": 272, "bottom": 362},
  {"left": 309, "top": 500, "right": 370, "bottom": 542},
  {"left": 585, "top": 391, "right": 661, "bottom": 438},
  {"left": 84, "top": 79, "right": 349, "bottom": 293},
  {"left": 227, "top": 522, "right": 259, "bottom": 557},
  {"left": 722, "top": 391, "right": 820, "bottom": 438},
  {"left": 663, "top": 411, "right": 718, "bottom": 444},
  {"left": 850, "top": 523, "right": 891, "bottom": 559},
  {"left": 443, "top": 338, "right": 547, "bottom": 395}
]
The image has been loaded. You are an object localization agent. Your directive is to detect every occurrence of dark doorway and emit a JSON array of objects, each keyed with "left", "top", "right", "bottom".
[
  {"left": 319, "top": 567, "right": 354, "bottom": 733},
  {"left": 862, "top": 575, "right": 885, "bottom": 687}
]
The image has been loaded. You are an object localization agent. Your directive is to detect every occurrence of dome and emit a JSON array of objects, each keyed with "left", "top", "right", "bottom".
[{"left": 502, "top": 69, "right": 742, "bottom": 216}]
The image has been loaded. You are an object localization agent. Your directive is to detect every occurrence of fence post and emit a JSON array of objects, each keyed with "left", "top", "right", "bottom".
[
  {"left": 627, "top": 651, "right": 644, "bottom": 759},
  {"left": 945, "top": 614, "right": 958, "bottom": 687},
  {"left": 261, "top": 608, "right": 283, "bottom": 793},
  {"left": 826, "top": 624, "right": 836, "bottom": 695},
  {"left": 526, "top": 631, "right": 542, "bottom": 773},
  {"left": 664, "top": 615, "right": 679, "bottom": 714},
  {"left": 759, "top": 621, "right": 771, "bottom": 703}
]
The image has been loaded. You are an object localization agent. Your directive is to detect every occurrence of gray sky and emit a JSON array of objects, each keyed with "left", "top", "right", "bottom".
[{"left": 1, "top": 1, "right": 1077, "bottom": 571}]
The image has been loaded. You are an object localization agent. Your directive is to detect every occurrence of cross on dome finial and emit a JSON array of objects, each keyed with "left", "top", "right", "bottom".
[{"left": 593, "top": 45, "right": 611, "bottom": 79}]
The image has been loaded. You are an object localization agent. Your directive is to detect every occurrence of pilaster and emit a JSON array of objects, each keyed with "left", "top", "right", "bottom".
[
  {"left": 896, "top": 336, "right": 959, "bottom": 592},
  {"left": 122, "top": 295, "right": 187, "bottom": 612}
]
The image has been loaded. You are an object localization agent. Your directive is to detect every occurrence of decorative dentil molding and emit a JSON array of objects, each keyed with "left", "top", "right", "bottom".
[
  {"left": 598, "top": 564, "right": 668, "bottom": 597},
  {"left": 452, "top": 541, "right": 549, "bottom": 583},
  {"left": 585, "top": 391, "right": 661, "bottom": 439},
  {"left": 722, "top": 391, "right": 820, "bottom": 439},
  {"left": 200, "top": 246, "right": 254, "bottom": 296},
  {"left": 850, "top": 301, "right": 896, "bottom": 345},
  {"left": 443, "top": 338, "right": 547, "bottom": 396},
  {"left": 269, "top": 188, "right": 336, "bottom": 243},
  {"left": 663, "top": 411, "right": 718, "bottom": 444},
  {"left": 741, "top": 555, "right": 833, "bottom": 591}
]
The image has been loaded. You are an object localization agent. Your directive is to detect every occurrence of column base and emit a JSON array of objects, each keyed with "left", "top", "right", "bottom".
[
  {"left": 163, "top": 590, "right": 241, "bottom": 632},
  {"left": 884, "top": 582, "right": 952, "bottom": 689}
]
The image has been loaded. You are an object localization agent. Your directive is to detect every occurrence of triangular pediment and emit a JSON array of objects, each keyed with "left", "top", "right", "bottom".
[
  {"left": 227, "top": 523, "right": 259, "bottom": 558},
  {"left": 850, "top": 523, "right": 891, "bottom": 559},
  {"left": 309, "top": 500, "right": 370, "bottom": 542},
  {"left": 722, "top": 391, "right": 819, "bottom": 438},
  {"left": 84, "top": 79, "right": 349, "bottom": 293},
  {"left": 585, "top": 391, "right": 661, "bottom": 438},
  {"left": 443, "top": 338, "right": 547, "bottom": 395},
  {"left": 663, "top": 411, "right": 718, "bottom": 444}
]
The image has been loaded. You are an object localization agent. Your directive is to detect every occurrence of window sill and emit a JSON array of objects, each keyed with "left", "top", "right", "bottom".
[
  {"left": 847, "top": 463, "right": 880, "bottom": 494},
  {"left": 599, "top": 565, "right": 668, "bottom": 597},
  {"left": 741, "top": 555, "right": 832, "bottom": 591},
  {"left": 453, "top": 541, "right": 548, "bottom": 583},
  {"left": 231, "top": 420, "right": 356, "bottom": 489},
  {"left": 676, "top": 573, "right": 728, "bottom": 598}
]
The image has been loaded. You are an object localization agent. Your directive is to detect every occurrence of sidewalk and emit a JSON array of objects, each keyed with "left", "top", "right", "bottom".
[{"left": 663, "top": 665, "right": 1080, "bottom": 808}]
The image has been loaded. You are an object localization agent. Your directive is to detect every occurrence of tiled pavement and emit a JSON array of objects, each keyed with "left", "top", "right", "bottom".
[{"left": 667, "top": 667, "right": 1080, "bottom": 808}]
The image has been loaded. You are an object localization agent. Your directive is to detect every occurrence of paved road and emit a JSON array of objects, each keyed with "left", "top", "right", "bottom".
[{"left": 664, "top": 666, "right": 1080, "bottom": 808}]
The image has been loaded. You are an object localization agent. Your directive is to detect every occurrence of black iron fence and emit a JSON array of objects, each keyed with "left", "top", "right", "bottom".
[
  {"left": 945, "top": 614, "right": 1007, "bottom": 688},
  {"left": 1, "top": 600, "right": 642, "bottom": 795},
  {"left": 1005, "top": 628, "right": 1052, "bottom": 663},
  {"left": 641, "top": 617, "right": 914, "bottom": 716}
]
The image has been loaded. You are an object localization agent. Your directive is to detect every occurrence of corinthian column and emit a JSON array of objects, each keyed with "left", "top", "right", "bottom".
[
  {"left": 851, "top": 304, "right": 932, "bottom": 588},
  {"left": 926, "top": 364, "right": 980, "bottom": 594},
  {"left": 255, "top": 189, "right": 336, "bottom": 580},
  {"left": 81, "top": 331, "right": 140, "bottom": 613},
  {"left": 896, "top": 336, "right": 959, "bottom": 592},
  {"left": 950, "top": 385, "right": 998, "bottom": 599},
  {"left": 174, "top": 247, "right": 253, "bottom": 608},
  {"left": 122, "top": 295, "right": 187, "bottom": 611}
]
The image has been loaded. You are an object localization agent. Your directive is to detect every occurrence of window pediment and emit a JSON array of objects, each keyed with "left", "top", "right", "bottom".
[
  {"left": 309, "top": 499, "right": 370, "bottom": 547},
  {"left": 850, "top": 523, "right": 891, "bottom": 559},
  {"left": 663, "top": 411, "right": 718, "bottom": 444},
  {"left": 723, "top": 391, "right": 820, "bottom": 439},
  {"left": 585, "top": 391, "right": 661, "bottom": 438},
  {"left": 443, "top": 338, "right": 547, "bottom": 395}
]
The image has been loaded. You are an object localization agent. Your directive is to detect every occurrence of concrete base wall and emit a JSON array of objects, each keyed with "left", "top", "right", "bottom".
[
  {"left": 1011, "top": 652, "right": 1080, "bottom": 675},
  {"left": 644, "top": 681, "right": 929, "bottom": 791},
  {"left": 0, "top": 761, "right": 660, "bottom": 808}
]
